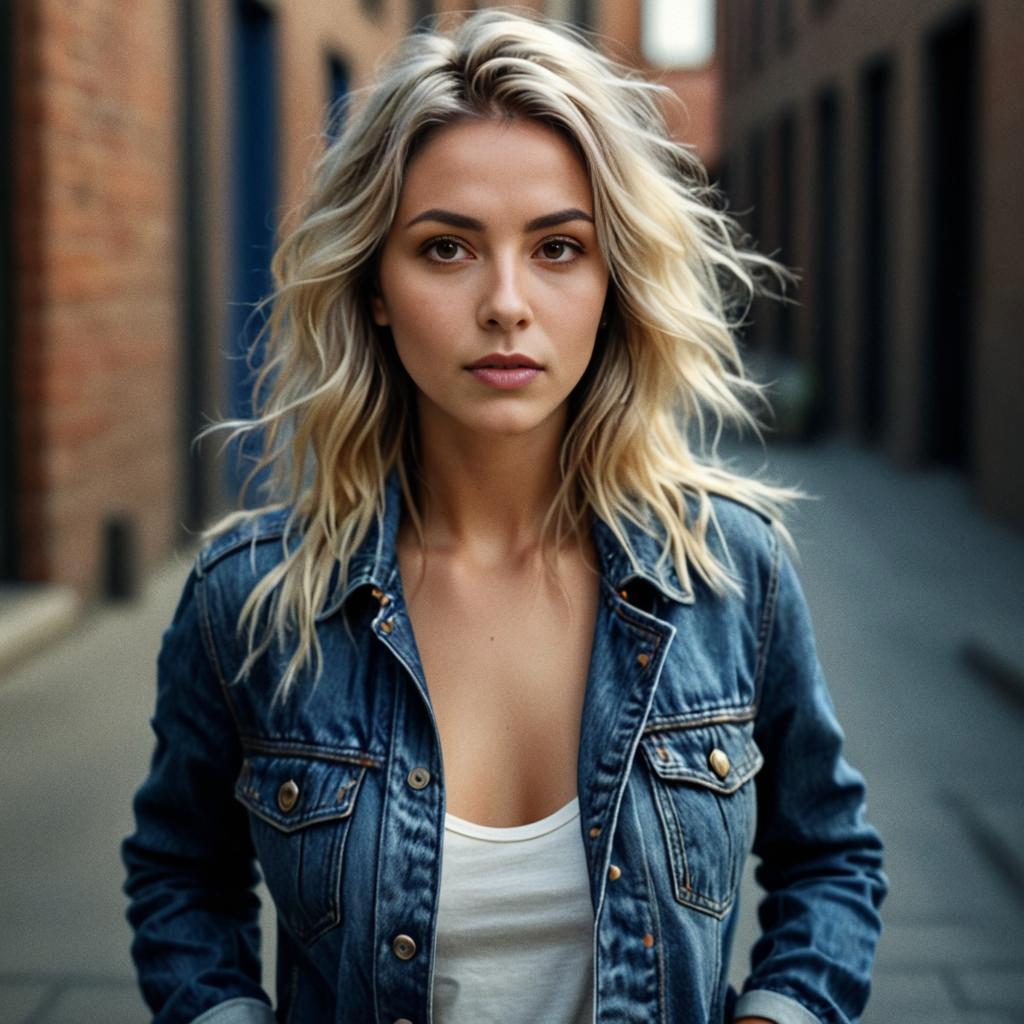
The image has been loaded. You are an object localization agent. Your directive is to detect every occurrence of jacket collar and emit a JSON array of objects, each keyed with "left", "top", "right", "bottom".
[{"left": 319, "top": 464, "right": 693, "bottom": 620}]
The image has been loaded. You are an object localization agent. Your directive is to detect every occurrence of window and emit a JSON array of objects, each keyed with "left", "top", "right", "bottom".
[
  {"left": 325, "top": 54, "right": 350, "bottom": 143},
  {"left": 642, "top": 0, "right": 715, "bottom": 68}
]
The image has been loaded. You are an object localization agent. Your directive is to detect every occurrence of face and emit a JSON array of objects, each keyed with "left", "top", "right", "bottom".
[{"left": 370, "top": 116, "right": 609, "bottom": 443}]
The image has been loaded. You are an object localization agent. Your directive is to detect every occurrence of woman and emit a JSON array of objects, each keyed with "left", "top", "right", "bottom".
[{"left": 123, "top": 9, "right": 887, "bottom": 1023}]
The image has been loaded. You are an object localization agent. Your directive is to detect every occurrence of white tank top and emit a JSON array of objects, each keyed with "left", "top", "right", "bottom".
[{"left": 432, "top": 795, "right": 595, "bottom": 1023}]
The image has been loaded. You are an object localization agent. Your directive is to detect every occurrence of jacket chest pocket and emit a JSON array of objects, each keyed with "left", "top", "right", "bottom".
[
  {"left": 640, "top": 719, "right": 762, "bottom": 919},
  {"left": 235, "top": 752, "right": 367, "bottom": 945}
]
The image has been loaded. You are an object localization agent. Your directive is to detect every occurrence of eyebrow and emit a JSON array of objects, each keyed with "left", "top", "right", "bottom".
[{"left": 403, "top": 207, "right": 595, "bottom": 232}]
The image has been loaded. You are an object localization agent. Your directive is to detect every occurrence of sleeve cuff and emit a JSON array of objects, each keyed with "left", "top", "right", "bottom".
[
  {"left": 734, "top": 988, "right": 820, "bottom": 1024},
  {"left": 192, "top": 997, "right": 277, "bottom": 1024}
]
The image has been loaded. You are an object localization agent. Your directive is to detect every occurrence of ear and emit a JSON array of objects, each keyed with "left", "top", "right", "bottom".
[{"left": 370, "top": 291, "right": 390, "bottom": 327}]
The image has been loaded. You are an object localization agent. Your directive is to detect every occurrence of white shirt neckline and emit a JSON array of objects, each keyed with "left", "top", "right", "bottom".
[{"left": 443, "top": 796, "right": 580, "bottom": 843}]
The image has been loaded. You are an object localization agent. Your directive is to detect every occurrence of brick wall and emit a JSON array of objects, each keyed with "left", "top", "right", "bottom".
[{"left": 16, "top": 0, "right": 179, "bottom": 595}]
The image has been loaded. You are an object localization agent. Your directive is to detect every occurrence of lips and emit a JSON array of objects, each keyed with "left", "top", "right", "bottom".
[{"left": 467, "top": 353, "right": 542, "bottom": 370}]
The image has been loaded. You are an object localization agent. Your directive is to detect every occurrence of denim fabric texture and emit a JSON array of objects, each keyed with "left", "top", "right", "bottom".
[{"left": 122, "top": 465, "right": 888, "bottom": 1023}]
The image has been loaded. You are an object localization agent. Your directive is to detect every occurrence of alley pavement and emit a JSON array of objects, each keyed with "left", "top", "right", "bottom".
[{"left": 1, "top": 438, "right": 1021, "bottom": 1023}]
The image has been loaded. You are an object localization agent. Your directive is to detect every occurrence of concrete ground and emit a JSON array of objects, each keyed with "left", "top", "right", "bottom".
[{"left": 0, "top": 438, "right": 1021, "bottom": 1023}]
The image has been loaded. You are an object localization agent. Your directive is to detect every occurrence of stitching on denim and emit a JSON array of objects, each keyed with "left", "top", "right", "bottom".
[
  {"left": 752, "top": 525, "right": 781, "bottom": 707},
  {"left": 196, "top": 571, "right": 247, "bottom": 740},
  {"left": 371, "top": 675, "right": 403, "bottom": 1023},
  {"left": 198, "top": 512, "right": 290, "bottom": 574},
  {"left": 642, "top": 742, "right": 762, "bottom": 795},
  {"left": 643, "top": 706, "right": 757, "bottom": 733},
  {"left": 630, "top": 783, "right": 668, "bottom": 1024},
  {"left": 237, "top": 766, "right": 367, "bottom": 832},
  {"left": 646, "top": 756, "right": 735, "bottom": 917},
  {"left": 610, "top": 601, "right": 670, "bottom": 644},
  {"left": 239, "top": 736, "right": 384, "bottom": 768}
]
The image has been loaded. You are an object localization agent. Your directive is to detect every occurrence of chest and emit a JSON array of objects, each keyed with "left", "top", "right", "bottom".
[{"left": 398, "top": 542, "right": 601, "bottom": 827}]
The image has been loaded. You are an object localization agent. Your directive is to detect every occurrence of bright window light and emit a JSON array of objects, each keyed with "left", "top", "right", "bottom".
[{"left": 642, "top": 0, "right": 716, "bottom": 68}]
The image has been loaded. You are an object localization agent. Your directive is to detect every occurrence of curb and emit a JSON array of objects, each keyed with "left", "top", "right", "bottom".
[{"left": 0, "top": 584, "right": 82, "bottom": 680}]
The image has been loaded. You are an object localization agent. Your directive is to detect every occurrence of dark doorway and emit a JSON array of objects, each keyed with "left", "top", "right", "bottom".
[
  {"left": 178, "top": 0, "right": 211, "bottom": 532},
  {"left": 745, "top": 127, "right": 765, "bottom": 350},
  {"left": 924, "top": 8, "right": 978, "bottom": 469},
  {"left": 326, "top": 53, "right": 350, "bottom": 143},
  {"left": 776, "top": 109, "right": 796, "bottom": 358},
  {"left": 811, "top": 86, "right": 840, "bottom": 435},
  {"left": 228, "top": 0, "right": 280, "bottom": 504},
  {"left": 0, "top": 1, "right": 17, "bottom": 579},
  {"left": 859, "top": 55, "right": 892, "bottom": 446},
  {"left": 411, "top": 0, "right": 436, "bottom": 32}
]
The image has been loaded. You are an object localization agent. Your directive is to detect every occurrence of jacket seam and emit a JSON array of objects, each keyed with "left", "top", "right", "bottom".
[
  {"left": 751, "top": 525, "right": 781, "bottom": 707},
  {"left": 196, "top": 567, "right": 247, "bottom": 739},
  {"left": 239, "top": 737, "right": 385, "bottom": 767},
  {"left": 643, "top": 707, "right": 757, "bottom": 733}
]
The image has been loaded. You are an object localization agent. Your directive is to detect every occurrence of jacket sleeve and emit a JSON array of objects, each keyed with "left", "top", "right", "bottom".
[
  {"left": 121, "top": 564, "right": 275, "bottom": 1024},
  {"left": 735, "top": 531, "right": 889, "bottom": 1023}
]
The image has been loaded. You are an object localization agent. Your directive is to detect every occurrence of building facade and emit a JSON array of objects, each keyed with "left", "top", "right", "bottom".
[
  {"left": 718, "top": 0, "right": 1024, "bottom": 529},
  {"left": 3, "top": 0, "right": 721, "bottom": 604}
]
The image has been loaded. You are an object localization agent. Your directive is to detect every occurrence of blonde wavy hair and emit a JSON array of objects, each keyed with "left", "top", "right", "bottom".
[{"left": 202, "top": 6, "right": 800, "bottom": 702}]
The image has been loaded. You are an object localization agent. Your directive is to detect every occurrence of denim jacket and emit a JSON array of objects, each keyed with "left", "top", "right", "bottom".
[{"left": 122, "top": 465, "right": 887, "bottom": 1024}]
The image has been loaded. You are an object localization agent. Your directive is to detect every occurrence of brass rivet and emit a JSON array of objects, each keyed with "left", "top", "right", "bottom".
[
  {"left": 407, "top": 767, "right": 431, "bottom": 790},
  {"left": 380, "top": 594, "right": 391, "bottom": 605},
  {"left": 589, "top": 825, "right": 601, "bottom": 838},
  {"left": 655, "top": 746, "right": 670, "bottom": 762},
  {"left": 642, "top": 933, "right": 655, "bottom": 948},
  {"left": 371, "top": 587, "right": 383, "bottom": 599},
  {"left": 276, "top": 779, "right": 300, "bottom": 813},
  {"left": 608, "top": 864, "right": 622, "bottom": 881},
  {"left": 392, "top": 933, "right": 417, "bottom": 960},
  {"left": 636, "top": 652, "right": 650, "bottom": 668},
  {"left": 380, "top": 618, "right": 394, "bottom": 634},
  {"left": 708, "top": 748, "right": 731, "bottom": 779},
  {"left": 619, "top": 588, "right": 629, "bottom": 600}
]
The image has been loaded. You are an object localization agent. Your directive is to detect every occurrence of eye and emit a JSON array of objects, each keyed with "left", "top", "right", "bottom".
[
  {"left": 537, "top": 237, "right": 583, "bottom": 263},
  {"left": 421, "top": 236, "right": 470, "bottom": 263}
]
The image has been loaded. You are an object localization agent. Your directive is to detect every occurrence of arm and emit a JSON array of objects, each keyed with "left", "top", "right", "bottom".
[
  {"left": 735, "top": 532, "right": 888, "bottom": 1024},
  {"left": 121, "top": 566, "right": 275, "bottom": 1024}
]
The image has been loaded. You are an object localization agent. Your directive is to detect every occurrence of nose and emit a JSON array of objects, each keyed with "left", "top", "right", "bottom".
[{"left": 477, "top": 251, "right": 533, "bottom": 332}]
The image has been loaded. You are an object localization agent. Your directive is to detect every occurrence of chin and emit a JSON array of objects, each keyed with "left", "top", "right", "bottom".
[{"left": 466, "top": 409, "right": 557, "bottom": 438}]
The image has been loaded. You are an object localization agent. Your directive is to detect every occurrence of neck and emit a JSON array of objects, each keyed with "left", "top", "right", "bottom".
[{"left": 404, "top": 411, "right": 572, "bottom": 568}]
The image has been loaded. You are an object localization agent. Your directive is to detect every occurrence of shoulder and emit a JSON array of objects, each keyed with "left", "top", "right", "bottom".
[
  {"left": 704, "top": 492, "right": 780, "bottom": 574},
  {"left": 194, "top": 507, "right": 303, "bottom": 589}
]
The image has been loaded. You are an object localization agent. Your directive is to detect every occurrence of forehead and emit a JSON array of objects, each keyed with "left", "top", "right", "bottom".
[{"left": 398, "top": 117, "right": 593, "bottom": 213}]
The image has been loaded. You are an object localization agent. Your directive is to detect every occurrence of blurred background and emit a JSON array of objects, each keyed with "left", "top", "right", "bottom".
[{"left": 0, "top": 1, "right": 1021, "bottom": 1022}]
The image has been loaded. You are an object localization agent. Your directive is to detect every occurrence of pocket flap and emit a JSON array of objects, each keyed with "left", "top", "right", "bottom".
[
  {"left": 235, "top": 753, "right": 366, "bottom": 832},
  {"left": 640, "top": 721, "right": 762, "bottom": 795}
]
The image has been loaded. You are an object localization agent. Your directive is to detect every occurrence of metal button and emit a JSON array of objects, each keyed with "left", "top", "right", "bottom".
[
  {"left": 642, "top": 932, "right": 655, "bottom": 948},
  {"left": 618, "top": 588, "right": 629, "bottom": 600},
  {"left": 708, "top": 748, "right": 731, "bottom": 779},
  {"left": 380, "top": 618, "right": 394, "bottom": 634},
  {"left": 407, "top": 767, "right": 431, "bottom": 790},
  {"left": 655, "top": 746, "right": 670, "bottom": 762},
  {"left": 636, "top": 652, "right": 650, "bottom": 668},
  {"left": 371, "top": 587, "right": 391, "bottom": 607},
  {"left": 277, "top": 779, "right": 300, "bottom": 813},
  {"left": 608, "top": 864, "right": 622, "bottom": 881},
  {"left": 589, "top": 825, "right": 601, "bottom": 839},
  {"left": 392, "top": 934, "right": 417, "bottom": 960}
]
